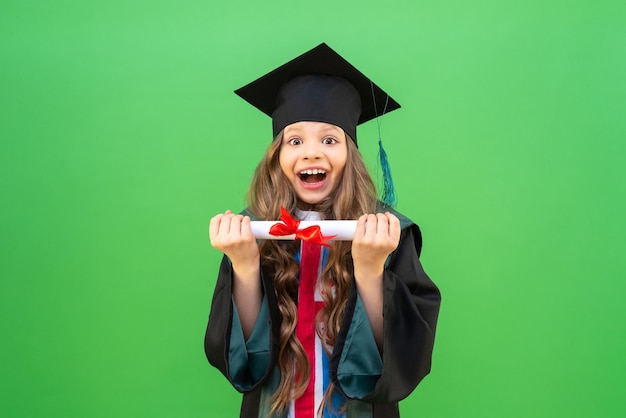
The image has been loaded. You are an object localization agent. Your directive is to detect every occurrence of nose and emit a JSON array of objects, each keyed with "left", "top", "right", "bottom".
[{"left": 302, "top": 140, "right": 322, "bottom": 160}]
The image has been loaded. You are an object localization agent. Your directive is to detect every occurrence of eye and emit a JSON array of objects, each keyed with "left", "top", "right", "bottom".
[
  {"left": 322, "top": 137, "right": 337, "bottom": 145},
  {"left": 288, "top": 137, "right": 303, "bottom": 145}
]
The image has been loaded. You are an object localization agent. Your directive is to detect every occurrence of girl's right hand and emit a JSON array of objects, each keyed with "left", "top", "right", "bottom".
[
  {"left": 210, "top": 211, "right": 262, "bottom": 337},
  {"left": 209, "top": 210, "right": 260, "bottom": 271}
]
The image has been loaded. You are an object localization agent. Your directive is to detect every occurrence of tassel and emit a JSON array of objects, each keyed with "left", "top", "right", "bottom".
[
  {"left": 370, "top": 80, "right": 397, "bottom": 208},
  {"left": 378, "top": 138, "right": 397, "bottom": 208}
]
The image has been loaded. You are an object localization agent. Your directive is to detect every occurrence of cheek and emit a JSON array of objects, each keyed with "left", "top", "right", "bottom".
[
  {"left": 278, "top": 152, "right": 293, "bottom": 179},
  {"left": 334, "top": 164, "right": 347, "bottom": 181},
  {"left": 331, "top": 149, "right": 348, "bottom": 177}
]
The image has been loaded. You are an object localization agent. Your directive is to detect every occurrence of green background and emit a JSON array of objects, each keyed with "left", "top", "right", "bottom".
[{"left": 1, "top": 0, "right": 625, "bottom": 417}]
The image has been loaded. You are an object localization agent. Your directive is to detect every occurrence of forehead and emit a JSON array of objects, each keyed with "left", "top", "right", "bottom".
[{"left": 283, "top": 121, "right": 345, "bottom": 136}]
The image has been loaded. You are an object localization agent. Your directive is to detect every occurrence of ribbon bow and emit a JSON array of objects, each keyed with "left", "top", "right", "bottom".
[{"left": 269, "top": 207, "right": 336, "bottom": 248}]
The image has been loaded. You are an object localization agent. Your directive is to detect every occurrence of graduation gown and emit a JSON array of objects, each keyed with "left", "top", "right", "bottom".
[{"left": 204, "top": 208, "right": 441, "bottom": 417}]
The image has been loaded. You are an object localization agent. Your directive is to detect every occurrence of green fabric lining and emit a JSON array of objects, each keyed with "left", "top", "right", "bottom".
[
  {"left": 337, "top": 295, "right": 383, "bottom": 399},
  {"left": 228, "top": 295, "right": 271, "bottom": 391}
]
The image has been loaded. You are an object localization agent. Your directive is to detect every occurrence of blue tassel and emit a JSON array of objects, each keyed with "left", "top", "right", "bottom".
[
  {"left": 370, "top": 80, "right": 397, "bottom": 207},
  {"left": 378, "top": 138, "right": 397, "bottom": 208}
]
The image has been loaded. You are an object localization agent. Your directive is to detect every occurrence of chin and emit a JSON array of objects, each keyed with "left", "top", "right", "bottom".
[{"left": 296, "top": 197, "right": 325, "bottom": 209}]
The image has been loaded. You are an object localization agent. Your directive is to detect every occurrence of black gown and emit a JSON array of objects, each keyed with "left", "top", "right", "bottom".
[{"left": 204, "top": 208, "right": 441, "bottom": 418}]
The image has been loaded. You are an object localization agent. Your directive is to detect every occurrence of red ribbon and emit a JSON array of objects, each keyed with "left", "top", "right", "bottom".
[{"left": 269, "top": 207, "right": 336, "bottom": 248}]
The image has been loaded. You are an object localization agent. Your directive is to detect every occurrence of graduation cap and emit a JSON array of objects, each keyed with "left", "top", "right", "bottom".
[
  {"left": 234, "top": 42, "right": 400, "bottom": 144},
  {"left": 235, "top": 42, "right": 400, "bottom": 207}
]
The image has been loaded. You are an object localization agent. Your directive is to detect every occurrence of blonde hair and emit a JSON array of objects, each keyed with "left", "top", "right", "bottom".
[{"left": 247, "top": 131, "right": 377, "bottom": 415}]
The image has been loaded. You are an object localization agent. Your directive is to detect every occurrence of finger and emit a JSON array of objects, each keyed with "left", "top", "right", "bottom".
[
  {"left": 354, "top": 214, "right": 367, "bottom": 240},
  {"left": 229, "top": 214, "right": 244, "bottom": 236},
  {"left": 240, "top": 216, "right": 253, "bottom": 241},
  {"left": 209, "top": 214, "right": 223, "bottom": 241},
  {"left": 218, "top": 213, "right": 232, "bottom": 238},
  {"left": 376, "top": 213, "right": 389, "bottom": 236},
  {"left": 364, "top": 214, "right": 378, "bottom": 239},
  {"left": 387, "top": 212, "right": 401, "bottom": 244}
]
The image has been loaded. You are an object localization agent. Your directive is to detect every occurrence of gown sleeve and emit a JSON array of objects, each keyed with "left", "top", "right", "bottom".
[
  {"left": 228, "top": 295, "right": 271, "bottom": 390},
  {"left": 204, "top": 256, "right": 280, "bottom": 393},
  {"left": 331, "top": 222, "right": 441, "bottom": 403}
]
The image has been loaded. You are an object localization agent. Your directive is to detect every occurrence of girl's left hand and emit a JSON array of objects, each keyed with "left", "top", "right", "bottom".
[{"left": 351, "top": 212, "right": 401, "bottom": 284}]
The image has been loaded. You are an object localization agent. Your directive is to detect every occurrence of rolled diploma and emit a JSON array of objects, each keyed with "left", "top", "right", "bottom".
[{"left": 250, "top": 220, "right": 358, "bottom": 241}]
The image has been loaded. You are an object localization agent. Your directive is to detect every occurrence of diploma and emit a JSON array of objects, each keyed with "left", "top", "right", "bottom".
[{"left": 250, "top": 220, "right": 357, "bottom": 241}]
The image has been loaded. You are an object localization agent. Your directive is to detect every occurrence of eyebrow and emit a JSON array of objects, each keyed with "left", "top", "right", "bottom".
[
  {"left": 321, "top": 128, "right": 343, "bottom": 136},
  {"left": 284, "top": 126, "right": 344, "bottom": 137}
]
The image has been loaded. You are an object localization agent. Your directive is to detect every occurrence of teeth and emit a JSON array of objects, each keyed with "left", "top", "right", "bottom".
[{"left": 300, "top": 169, "right": 326, "bottom": 175}]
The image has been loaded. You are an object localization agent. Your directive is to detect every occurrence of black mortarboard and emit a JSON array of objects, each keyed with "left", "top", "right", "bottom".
[{"left": 234, "top": 43, "right": 400, "bottom": 143}]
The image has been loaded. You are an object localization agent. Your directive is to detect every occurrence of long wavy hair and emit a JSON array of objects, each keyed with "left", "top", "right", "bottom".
[{"left": 247, "top": 130, "right": 377, "bottom": 415}]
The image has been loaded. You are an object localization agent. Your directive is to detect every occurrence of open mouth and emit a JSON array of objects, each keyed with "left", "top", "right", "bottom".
[{"left": 299, "top": 169, "right": 327, "bottom": 184}]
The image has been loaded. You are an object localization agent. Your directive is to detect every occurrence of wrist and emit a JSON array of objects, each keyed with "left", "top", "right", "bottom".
[
  {"left": 231, "top": 257, "right": 260, "bottom": 278},
  {"left": 353, "top": 266, "right": 384, "bottom": 287}
]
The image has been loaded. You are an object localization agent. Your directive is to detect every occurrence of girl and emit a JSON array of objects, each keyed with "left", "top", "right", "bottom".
[{"left": 205, "top": 43, "right": 441, "bottom": 418}]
